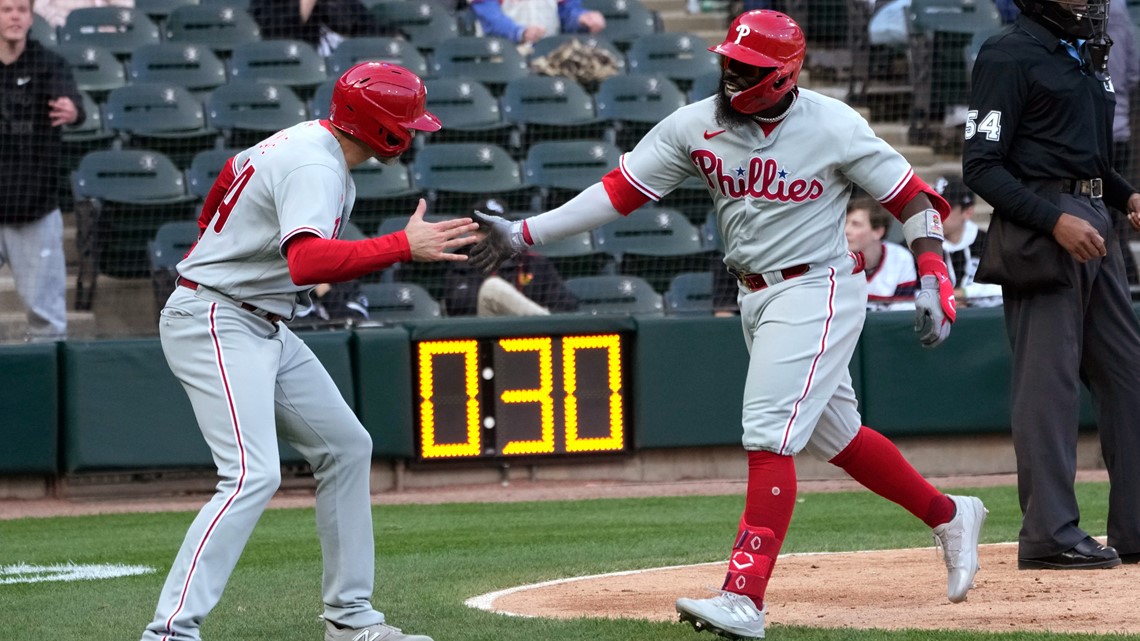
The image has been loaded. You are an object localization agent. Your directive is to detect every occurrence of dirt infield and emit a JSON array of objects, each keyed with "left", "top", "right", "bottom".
[{"left": 483, "top": 545, "right": 1140, "bottom": 636}]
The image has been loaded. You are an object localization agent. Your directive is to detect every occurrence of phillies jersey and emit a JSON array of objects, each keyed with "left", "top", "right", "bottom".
[
  {"left": 617, "top": 90, "right": 918, "bottom": 275},
  {"left": 178, "top": 120, "right": 355, "bottom": 316}
]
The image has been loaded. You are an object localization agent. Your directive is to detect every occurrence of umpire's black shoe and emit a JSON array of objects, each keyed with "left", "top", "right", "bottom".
[
  {"left": 1018, "top": 536, "right": 1122, "bottom": 570},
  {"left": 1119, "top": 552, "right": 1140, "bottom": 565}
]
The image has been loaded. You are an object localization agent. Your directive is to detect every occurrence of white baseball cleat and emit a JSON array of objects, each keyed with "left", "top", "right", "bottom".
[
  {"left": 324, "top": 619, "right": 433, "bottom": 641},
  {"left": 932, "top": 494, "right": 988, "bottom": 603},
  {"left": 676, "top": 591, "right": 766, "bottom": 640}
]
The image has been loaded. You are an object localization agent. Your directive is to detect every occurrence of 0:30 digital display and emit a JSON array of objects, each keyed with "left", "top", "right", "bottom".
[{"left": 415, "top": 334, "right": 627, "bottom": 461}]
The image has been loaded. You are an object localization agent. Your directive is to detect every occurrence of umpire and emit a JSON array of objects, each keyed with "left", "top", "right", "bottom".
[{"left": 964, "top": 0, "right": 1140, "bottom": 570}]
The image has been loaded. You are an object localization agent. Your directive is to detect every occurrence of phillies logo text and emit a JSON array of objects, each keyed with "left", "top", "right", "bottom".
[{"left": 691, "top": 150, "right": 824, "bottom": 202}]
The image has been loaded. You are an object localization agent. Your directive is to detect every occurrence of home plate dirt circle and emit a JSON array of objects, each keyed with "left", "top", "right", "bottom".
[{"left": 468, "top": 543, "right": 1140, "bottom": 635}]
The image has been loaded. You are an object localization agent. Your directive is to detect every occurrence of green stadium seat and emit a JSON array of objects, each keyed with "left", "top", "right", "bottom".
[
  {"left": 563, "top": 274, "right": 663, "bottom": 316},
  {"left": 127, "top": 43, "right": 228, "bottom": 97},
  {"left": 103, "top": 83, "right": 218, "bottom": 167},
  {"left": 528, "top": 230, "right": 608, "bottom": 280},
  {"left": 186, "top": 147, "right": 242, "bottom": 198},
  {"left": 595, "top": 73, "right": 686, "bottom": 150},
  {"left": 664, "top": 271, "right": 713, "bottom": 316},
  {"left": 52, "top": 44, "right": 127, "bottom": 100},
  {"left": 688, "top": 70, "right": 719, "bottom": 103},
  {"left": 410, "top": 142, "right": 529, "bottom": 213},
  {"left": 349, "top": 158, "right": 423, "bottom": 230},
  {"left": 60, "top": 7, "right": 161, "bottom": 58},
  {"left": 136, "top": 0, "right": 199, "bottom": 21},
  {"left": 501, "top": 75, "right": 604, "bottom": 151},
  {"left": 419, "top": 77, "right": 512, "bottom": 149},
  {"left": 71, "top": 149, "right": 199, "bottom": 309},
  {"left": 626, "top": 32, "right": 719, "bottom": 93},
  {"left": 228, "top": 40, "right": 328, "bottom": 99},
  {"left": 326, "top": 36, "right": 429, "bottom": 77},
  {"left": 357, "top": 282, "right": 442, "bottom": 322},
  {"left": 205, "top": 82, "right": 308, "bottom": 147},
  {"left": 593, "top": 206, "right": 711, "bottom": 292},
  {"left": 165, "top": 5, "right": 261, "bottom": 54},
  {"left": 428, "top": 36, "right": 528, "bottom": 95},
  {"left": 148, "top": 219, "right": 200, "bottom": 314},
  {"left": 523, "top": 140, "right": 620, "bottom": 208}
]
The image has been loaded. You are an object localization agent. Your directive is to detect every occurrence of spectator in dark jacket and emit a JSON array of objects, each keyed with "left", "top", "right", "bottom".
[{"left": 1, "top": 0, "right": 85, "bottom": 341}]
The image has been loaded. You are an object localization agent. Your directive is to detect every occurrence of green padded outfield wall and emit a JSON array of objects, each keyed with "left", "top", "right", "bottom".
[
  {"left": 62, "top": 331, "right": 356, "bottom": 472},
  {"left": 857, "top": 307, "right": 1096, "bottom": 434},
  {"left": 354, "top": 326, "right": 415, "bottom": 458},
  {"left": 0, "top": 343, "right": 59, "bottom": 473},
  {"left": 633, "top": 316, "right": 865, "bottom": 448}
]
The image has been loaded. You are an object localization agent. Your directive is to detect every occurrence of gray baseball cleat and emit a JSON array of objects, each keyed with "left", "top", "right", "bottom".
[
  {"left": 324, "top": 620, "right": 433, "bottom": 641},
  {"left": 675, "top": 591, "right": 766, "bottom": 640},
  {"left": 932, "top": 494, "right": 988, "bottom": 603}
]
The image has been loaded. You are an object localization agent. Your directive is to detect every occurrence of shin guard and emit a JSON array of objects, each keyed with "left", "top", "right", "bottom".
[{"left": 722, "top": 525, "right": 781, "bottom": 608}]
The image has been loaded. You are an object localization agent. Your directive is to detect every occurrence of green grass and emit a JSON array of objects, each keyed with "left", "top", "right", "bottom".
[{"left": 0, "top": 482, "right": 1129, "bottom": 640}]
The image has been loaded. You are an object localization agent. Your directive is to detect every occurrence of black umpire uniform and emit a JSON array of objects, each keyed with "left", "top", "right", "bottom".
[{"left": 964, "top": 4, "right": 1140, "bottom": 568}]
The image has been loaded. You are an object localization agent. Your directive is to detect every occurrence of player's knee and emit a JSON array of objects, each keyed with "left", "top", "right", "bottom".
[{"left": 242, "top": 466, "right": 282, "bottom": 500}]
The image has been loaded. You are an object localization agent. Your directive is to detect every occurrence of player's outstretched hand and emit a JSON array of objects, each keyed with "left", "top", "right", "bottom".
[
  {"left": 914, "top": 253, "right": 956, "bottom": 348},
  {"left": 404, "top": 199, "right": 479, "bottom": 262},
  {"left": 470, "top": 210, "right": 525, "bottom": 273}
]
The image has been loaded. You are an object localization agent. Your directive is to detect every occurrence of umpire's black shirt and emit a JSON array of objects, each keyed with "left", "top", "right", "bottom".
[
  {"left": 0, "top": 39, "right": 84, "bottom": 225},
  {"left": 963, "top": 14, "right": 1133, "bottom": 234}
]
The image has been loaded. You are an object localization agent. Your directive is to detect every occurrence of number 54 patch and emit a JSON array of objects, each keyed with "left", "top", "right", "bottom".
[{"left": 964, "top": 110, "right": 1002, "bottom": 141}]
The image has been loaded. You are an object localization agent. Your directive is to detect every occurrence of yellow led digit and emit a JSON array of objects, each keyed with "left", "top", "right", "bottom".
[
  {"left": 417, "top": 340, "right": 481, "bottom": 459},
  {"left": 562, "top": 334, "right": 624, "bottom": 453},
  {"left": 498, "top": 337, "right": 556, "bottom": 455}
]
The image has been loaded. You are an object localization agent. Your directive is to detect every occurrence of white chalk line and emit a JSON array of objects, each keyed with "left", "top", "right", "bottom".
[{"left": 0, "top": 562, "right": 156, "bottom": 585}]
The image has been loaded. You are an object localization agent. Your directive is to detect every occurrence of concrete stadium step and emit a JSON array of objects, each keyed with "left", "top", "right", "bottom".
[
  {"left": 641, "top": 0, "right": 727, "bottom": 44},
  {"left": 0, "top": 310, "right": 97, "bottom": 342},
  {"left": 0, "top": 273, "right": 83, "bottom": 310}
]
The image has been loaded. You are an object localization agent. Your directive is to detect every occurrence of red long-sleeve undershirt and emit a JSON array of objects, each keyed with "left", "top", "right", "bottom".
[{"left": 285, "top": 233, "right": 412, "bottom": 285}]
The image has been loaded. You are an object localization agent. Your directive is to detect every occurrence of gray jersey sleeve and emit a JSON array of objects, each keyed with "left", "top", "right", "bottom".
[
  {"left": 837, "top": 115, "right": 914, "bottom": 203},
  {"left": 618, "top": 111, "right": 700, "bottom": 201},
  {"left": 276, "top": 162, "right": 347, "bottom": 249}
]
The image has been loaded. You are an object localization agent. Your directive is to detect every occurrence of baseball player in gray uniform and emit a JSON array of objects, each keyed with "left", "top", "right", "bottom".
[
  {"left": 141, "top": 63, "right": 476, "bottom": 641},
  {"left": 472, "top": 11, "right": 987, "bottom": 640}
]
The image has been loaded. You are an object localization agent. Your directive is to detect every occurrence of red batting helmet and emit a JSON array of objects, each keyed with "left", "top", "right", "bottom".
[
  {"left": 709, "top": 10, "right": 805, "bottom": 114},
  {"left": 329, "top": 62, "right": 441, "bottom": 158}
]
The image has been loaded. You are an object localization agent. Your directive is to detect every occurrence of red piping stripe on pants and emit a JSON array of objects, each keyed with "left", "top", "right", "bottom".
[
  {"left": 162, "top": 303, "right": 249, "bottom": 640},
  {"left": 778, "top": 267, "right": 837, "bottom": 455}
]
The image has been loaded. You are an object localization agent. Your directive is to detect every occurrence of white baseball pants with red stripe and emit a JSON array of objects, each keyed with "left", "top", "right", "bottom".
[
  {"left": 737, "top": 253, "right": 868, "bottom": 459},
  {"left": 141, "top": 286, "right": 384, "bottom": 641}
]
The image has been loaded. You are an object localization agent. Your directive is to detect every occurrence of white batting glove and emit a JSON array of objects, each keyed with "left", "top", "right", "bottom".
[{"left": 914, "top": 253, "right": 957, "bottom": 348}]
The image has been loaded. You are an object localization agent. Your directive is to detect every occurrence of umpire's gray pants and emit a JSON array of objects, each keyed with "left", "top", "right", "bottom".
[{"left": 1003, "top": 190, "right": 1140, "bottom": 559}]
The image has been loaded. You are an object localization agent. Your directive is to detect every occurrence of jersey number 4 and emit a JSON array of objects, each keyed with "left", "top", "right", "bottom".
[
  {"left": 964, "top": 110, "right": 1002, "bottom": 142},
  {"left": 213, "top": 162, "right": 256, "bottom": 233}
]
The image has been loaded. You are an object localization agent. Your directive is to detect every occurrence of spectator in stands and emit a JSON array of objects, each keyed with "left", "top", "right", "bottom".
[
  {"left": 443, "top": 198, "right": 578, "bottom": 316},
  {"left": 249, "top": 0, "right": 400, "bottom": 56},
  {"left": 470, "top": 0, "right": 605, "bottom": 46},
  {"left": 33, "top": 0, "right": 133, "bottom": 29},
  {"left": 844, "top": 196, "right": 917, "bottom": 309},
  {"left": 1, "top": 0, "right": 84, "bottom": 342},
  {"left": 935, "top": 175, "right": 1002, "bottom": 307},
  {"left": 1108, "top": 0, "right": 1140, "bottom": 284}
]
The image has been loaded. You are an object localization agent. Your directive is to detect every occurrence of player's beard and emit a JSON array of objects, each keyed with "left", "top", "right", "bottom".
[{"left": 714, "top": 78, "right": 758, "bottom": 130}]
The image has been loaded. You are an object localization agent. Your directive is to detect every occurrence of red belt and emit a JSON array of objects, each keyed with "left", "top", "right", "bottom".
[
  {"left": 733, "top": 264, "right": 811, "bottom": 292},
  {"left": 178, "top": 277, "right": 284, "bottom": 323}
]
